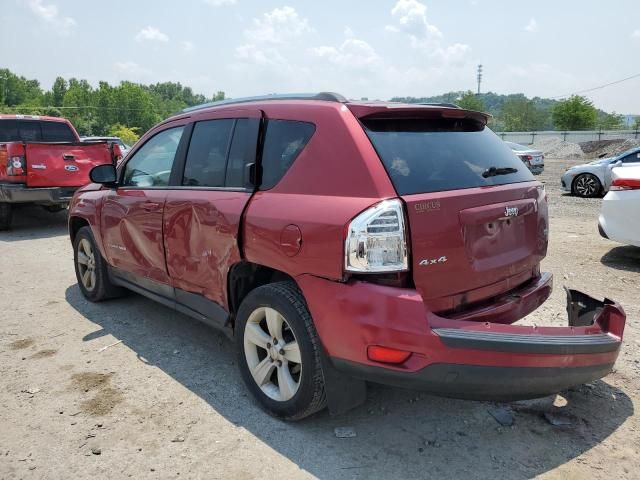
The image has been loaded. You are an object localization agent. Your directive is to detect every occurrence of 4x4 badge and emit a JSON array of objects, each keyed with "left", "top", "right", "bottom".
[
  {"left": 504, "top": 206, "right": 519, "bottom": 217},
  {"left": 419, "top": 256, "right": 447, "bottom": 266}
]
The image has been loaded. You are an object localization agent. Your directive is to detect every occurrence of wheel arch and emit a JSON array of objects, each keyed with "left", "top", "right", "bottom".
[
  {"left": 227, "top": 261, "right": 298, "bottom": 325},
  {"left": 69, "top": 215, "right": 90, "bottom": 243},
  {"left": 571, "top": 171, "right": 603, "bottom": 195}
]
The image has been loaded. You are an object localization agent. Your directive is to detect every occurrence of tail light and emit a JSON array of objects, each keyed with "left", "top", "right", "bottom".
[
  {"left": 519, "top": 154, "right": 533, "bottom": 162},
  {"left": 7, "top": 155, "right": 26, "bottom": 176},
  {"left": 345, "top": 198, "right": 408, "bottom": 273},
  {"left": 610, "top": 178, "right": 640, "bottom": 191}
]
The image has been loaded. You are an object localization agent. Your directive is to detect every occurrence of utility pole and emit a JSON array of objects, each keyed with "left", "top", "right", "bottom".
[{"left": 477, "top": 64, "right": 483, "bottom": 95}]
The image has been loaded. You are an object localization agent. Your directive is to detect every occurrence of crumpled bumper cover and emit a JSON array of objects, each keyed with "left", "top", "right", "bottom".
[{"left": 298, "top": 274, "right": 626, "bottom": 401}]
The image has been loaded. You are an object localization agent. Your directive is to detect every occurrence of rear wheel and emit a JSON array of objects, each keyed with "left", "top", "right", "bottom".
[
  {"left": 0, "top": 203, "right": 12, "bottom": 231},
  {"left": 73, "top": 226, "right": 124, "bottom": 301},
  {"left": 235, "top": 282, "right": 326, "bottom": 420},
  {"left": 573, "top": 173, "right": 601, "bottom": 198}
]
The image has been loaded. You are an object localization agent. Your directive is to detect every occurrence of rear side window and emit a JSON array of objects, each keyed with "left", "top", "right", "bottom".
[
  {"left": 41, "top": 121, "right": 76, "bottom": 142},
  {"left": 183, "top": 120, "right": 234, "bottom": 187},
  {"left": 260, "top": 120, "right": 315, "bottom": 190},
  {"left": 362, "top": 118, "right": 534, "bottom": 195},
  {"left": 0, "top": 120, "right": 19, "bottom": 141}
]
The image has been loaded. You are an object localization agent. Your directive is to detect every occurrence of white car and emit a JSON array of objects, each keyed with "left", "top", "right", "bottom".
[
  {"left": 599, "top": 165, "right": 640, "bottom": 247},
  {"left": 561, "top": 147, "right": 640, "bottom": 198}
]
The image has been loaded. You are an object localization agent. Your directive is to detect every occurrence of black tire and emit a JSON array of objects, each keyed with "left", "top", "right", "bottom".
[
  {"left": 0, "top": 203, "right": 12, "bottom": 231},
  {"left": 73, "top": 226, "right": 124, "bottom": 301},
  {"left": 235, "top": 281, "right": 326, "bottom": 420},
  {"left": 42, "top": 204, "right": 67, "bottom": 213},
  {"left": 572, "top": 173, "right": 602, "bottom": 198}
]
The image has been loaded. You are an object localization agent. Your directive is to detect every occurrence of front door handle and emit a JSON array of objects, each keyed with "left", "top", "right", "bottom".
[
  {"left": 63, "top": 154, "right": 75, "bottom": 161},
  {"left": 141, "top": 202, "right": 162, "bottom": 212}
]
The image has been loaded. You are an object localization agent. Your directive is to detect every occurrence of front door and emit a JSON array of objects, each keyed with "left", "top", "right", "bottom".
[
  {"left": 163, "top": 110, "right": 261, "bottom": 310},
  {"left": 101, "top": 125, "right": 185, "bottom": 285}
]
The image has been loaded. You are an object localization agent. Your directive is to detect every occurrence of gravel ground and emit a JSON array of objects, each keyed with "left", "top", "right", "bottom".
[{"left": 1, "top": 158, "right": 639, "bottom": 479}]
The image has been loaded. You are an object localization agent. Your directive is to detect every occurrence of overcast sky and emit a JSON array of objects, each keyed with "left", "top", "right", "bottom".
[{"left": 2, "top": 0, "right": 639, "bottom": 113}]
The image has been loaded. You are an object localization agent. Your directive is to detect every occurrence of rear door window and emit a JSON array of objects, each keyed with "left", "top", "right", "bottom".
[
  {"left": 260, "top": 120, "right": 315, "bottom": 189},
  {"left": 362, "top": 118, "right": 534, "bottom": 195},
  {"left": 41, "top": 121, "right": 76, "bottom": 142},
  {"left": 182, "top": 119, "right": 234, "bottom": 187},
  {"left": 17, "top": 121, "right": 42, "bottom": 141},
  {"left": 0, "top": 120, "right": 19, "bottom": 141},
  {"left": 225, "top": 119, "right": 260, "bottom": 188}
]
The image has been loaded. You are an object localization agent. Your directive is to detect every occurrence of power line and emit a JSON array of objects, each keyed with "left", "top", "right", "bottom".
[{"left": 550, "top": 72, "right": 640, "bottom": 99}]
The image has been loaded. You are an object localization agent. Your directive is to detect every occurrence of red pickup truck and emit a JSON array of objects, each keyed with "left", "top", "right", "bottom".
[{"left": 0, "top": 115, "right": 119, "bottom": 230}]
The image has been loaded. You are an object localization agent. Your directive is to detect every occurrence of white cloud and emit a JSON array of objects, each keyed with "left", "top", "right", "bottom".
[
  {"left": 524, "top": 18, "right": 538, "bottom": 33},
  {"left": 182, "top": 40, "right": 195, "bottom": 52},
  {"left": 632, "top": 29, "right": 640, "bottom": 39},
  {"left": 26, "top": 0, "right": 75, "bottom": 33},
  {"left": 311, "top": 39, "right": 382, "bottom": 70},
  {"left": 235, "top": 7, "right": 312, "bottom": 67},
  {"left": 243, "top": 6, "right": 311, "bottom": 44},
  {"left": 135, "top": 26, "right": 169, "bottom": 43},
  {"left": 386, "top": 0, "right": 470, "bottom": 65},
  {"left": 386, "top": 0, "right": 442, "bottom": 47},
  {"left": 204, "top": 0, "right": 236, "bottom": 5},
  {"left": 114, "top": 61, "right": 152, "bottom": 76}
]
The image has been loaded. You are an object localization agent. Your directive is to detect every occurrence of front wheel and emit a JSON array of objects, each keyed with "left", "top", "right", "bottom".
[
  {"left": 235, "top": 282, "right": 326, "bottom": 420},
  {"left": 573, "top": 173, "right": 601, "bottom": 198}
]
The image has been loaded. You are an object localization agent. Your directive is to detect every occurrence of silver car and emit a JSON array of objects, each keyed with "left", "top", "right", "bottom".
[
  {"left": 505, "top": 142, "right": 544, "bottom": 175},
  {"left": 560, "top": 147, "right": 640, "bottom": 197}
]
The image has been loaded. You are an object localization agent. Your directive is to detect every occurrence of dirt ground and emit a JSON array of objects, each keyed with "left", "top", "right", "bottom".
[{"left": 1, "top": 157, "right": 638, "bottom": 480}]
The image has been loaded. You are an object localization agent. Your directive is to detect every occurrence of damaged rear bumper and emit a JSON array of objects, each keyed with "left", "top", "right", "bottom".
[{"left": 298, "top": 275, "right": 626, "bottom": 402}]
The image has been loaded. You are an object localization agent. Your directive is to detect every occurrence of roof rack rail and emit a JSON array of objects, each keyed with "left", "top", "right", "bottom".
[
  {"left": 418, "top": 102, "right": 461, "bottom": 109},
  {"left": 182, "top": 92, "right": 347, "bottom": 113}
]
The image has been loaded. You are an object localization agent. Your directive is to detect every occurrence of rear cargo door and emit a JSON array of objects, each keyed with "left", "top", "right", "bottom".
[
  {"left": 361, "top": 115, "right": 548, "bottom": 313},
  {"left": 25, "top": 143, "right": 111, "bottom": 188}
]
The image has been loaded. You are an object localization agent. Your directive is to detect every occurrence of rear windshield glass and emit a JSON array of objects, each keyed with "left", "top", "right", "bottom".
[
  {"left": 0, "top": 120, "right": 75, "bottom": 143},
  {"left": 362, "top": 118, "right": 534, "bottom": 195}
]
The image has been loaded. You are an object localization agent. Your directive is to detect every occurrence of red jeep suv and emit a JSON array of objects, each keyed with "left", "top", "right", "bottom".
[{"left": 68, "top": 93, "right": 626, "bottom": 420}]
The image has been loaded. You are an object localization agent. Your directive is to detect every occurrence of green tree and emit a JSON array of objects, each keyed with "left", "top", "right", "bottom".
[
  {"left": 456, "top": 91, "right": 485, "bottom": 111},
  {"left": 51, "top": 77, "right": 67, "bottom": 107},
  {"left": 501, "top": 95, "right": 546, "bottom": 131},
  {"left": 597, "top": 111, "right": 624, "bottom": 130},
  {"left": 551, "top": 95, "right": 597, "bottom": 130},
  {"left": 108, "top": 123, "right": 140, "bottom": 145},
  {"left": 634, "top": 117, "right": 640, "bottom": 129}
]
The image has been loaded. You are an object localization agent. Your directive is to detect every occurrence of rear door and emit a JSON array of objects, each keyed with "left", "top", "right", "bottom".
[
  {"left": 101, "top": 125, "right": 186, "bottom": 285},
  {"left": 361, "top": 115, "right": 547, "bottom": 313},
  {"left": 163, "top": 109, "right": 261, "bottom": 310}
]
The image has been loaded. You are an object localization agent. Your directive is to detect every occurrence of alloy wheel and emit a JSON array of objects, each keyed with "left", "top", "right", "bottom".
[
  {"left": 76, "top": 238, "right": 97, "bottom": 291},
  {"left": 243, "top": 307, "right": 302, "bottom": 402},
  {"left": 575, "top": 175, "right": 598, "bottom": 197}
]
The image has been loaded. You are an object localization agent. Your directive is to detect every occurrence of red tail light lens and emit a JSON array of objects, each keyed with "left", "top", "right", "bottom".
[
  {"left": 610, "top": 178, "right": 640, "bottom": 191},
  {"left": 367, "top": 345, "right": 412, "bottom": 364},
  {"left": 519, "top": 154, "right": 533, "bottom": 161}
]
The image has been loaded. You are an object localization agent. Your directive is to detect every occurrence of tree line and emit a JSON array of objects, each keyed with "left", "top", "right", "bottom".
[
  {"left": 1, "top": 68, "right": 637, "bottom": 144},
  {"left": 392, "top": 91, "right": 639, "bottom": 132},
  {"left": 0, "top": 68, "right": 224, "bottom": 144}
]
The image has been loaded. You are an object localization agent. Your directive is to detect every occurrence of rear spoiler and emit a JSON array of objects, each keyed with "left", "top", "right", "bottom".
[{"left": 346, "top": 103, "right": 490, "bottom": 126}]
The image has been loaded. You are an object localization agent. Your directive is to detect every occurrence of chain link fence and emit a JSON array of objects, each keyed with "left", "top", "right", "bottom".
[{"left": 495, "top": 130, "right": 640, "bottom": 145}]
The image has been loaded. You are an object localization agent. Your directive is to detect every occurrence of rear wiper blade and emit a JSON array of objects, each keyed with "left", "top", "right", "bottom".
[{"left": 482, "top": 166, "right": 518, "bottom": 178}]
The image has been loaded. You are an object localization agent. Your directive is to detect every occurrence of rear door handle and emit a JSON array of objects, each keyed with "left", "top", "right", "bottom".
[
  {"left": 63, "top": 154, "right": 75, "bottom": 161},
  {"left": 141, "top": 202, "right": 162, "bottom": 212}
]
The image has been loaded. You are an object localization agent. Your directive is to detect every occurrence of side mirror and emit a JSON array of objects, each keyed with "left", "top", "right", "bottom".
[{"left": 90, "top": 164, "right": 117, "bottom": 186}]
